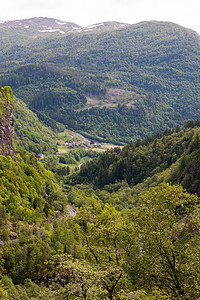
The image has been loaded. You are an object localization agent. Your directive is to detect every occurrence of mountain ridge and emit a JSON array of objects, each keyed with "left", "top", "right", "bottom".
[
  {"left": 0, "top": 19, "right": 199, "bottom": 143},
  {"left": 0, "top": 17, "right": 130, "bottom": 35},
  {"left": 1, "top": 17, "right": 198, "bottom": 39}
]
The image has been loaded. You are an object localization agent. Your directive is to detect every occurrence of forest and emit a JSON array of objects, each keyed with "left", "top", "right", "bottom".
[
  {"left": 0, "top": 20, "right": 200, "bottom": 143},
  {"left": 0, "top": 19, "right": 200, "bottom": 298},
  {"left": 0, "top": 87, "right": 200, "bottom": 299}
]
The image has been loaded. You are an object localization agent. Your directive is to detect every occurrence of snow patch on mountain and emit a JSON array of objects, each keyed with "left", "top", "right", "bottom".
[
  {"left": 0, "top": 17, "right": 130, "bottom": 36},
  {"left": 55, "top": 20, "right": 67, "bottom": 25},
  {"left": 38, "top": 28, "right": 65, "bottom": 34}
]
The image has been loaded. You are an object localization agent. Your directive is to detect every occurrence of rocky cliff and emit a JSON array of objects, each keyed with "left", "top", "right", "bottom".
[{"left": 0, "top": 86, "right": 16, "bottom": 157}]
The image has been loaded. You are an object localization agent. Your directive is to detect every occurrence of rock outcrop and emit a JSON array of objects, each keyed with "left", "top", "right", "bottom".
[{"left": 0, "top": 86, "right": 16, "bottom": 157}]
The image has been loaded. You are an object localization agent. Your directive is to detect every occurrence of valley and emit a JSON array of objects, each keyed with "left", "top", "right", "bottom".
[
  {"left": 0, "top": 85, "right": 200, "bottom": 299},
  {"left": 57, "top": 128, "right": 123, "bottom": 152},
  {"left": 0, "top": 18, "right": 199, "bottom": 144},
  {"left": 0, "top": 16, "right": 199, "bottom": 299}
]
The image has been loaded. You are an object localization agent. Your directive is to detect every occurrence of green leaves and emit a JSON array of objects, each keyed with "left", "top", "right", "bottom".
[
  {"left": 1, "top": 22, "right": 200, "bottom": 143},
  {"left": 0, "top": 86, "right": 13, "bottom": 103},
  {"left": 14, "top": 97, "right": 58, "bottom": 154},
  {"left": 125, "top": 184, "right": 200, "bottom": 298},
  {"left": 0, "top": 149, "right": 66, "bottom": 224}
]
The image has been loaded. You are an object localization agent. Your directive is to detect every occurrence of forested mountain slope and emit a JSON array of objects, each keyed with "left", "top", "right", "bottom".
[
  {"left": 0, "top": 86, "right": 66, "bottom": 223},
  {"left": 0, "top": 86, "right": 66, "bottom": 294},
  {"left": 0, "top": 19, "right": 199, "bottom": 143},
  {"left": 69, "top": 120, "right": 200, "bottom": 196},
  {"left": 0, "top": 86, "right": 200, "bottom": 299},
  {"left": 14, "top": 97, "right": 59, "bottom": 154}
]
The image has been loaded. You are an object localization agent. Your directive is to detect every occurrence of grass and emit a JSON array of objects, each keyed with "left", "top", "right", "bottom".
[{"left": 58, "top": 129, "right": 86, "bottom": 144}]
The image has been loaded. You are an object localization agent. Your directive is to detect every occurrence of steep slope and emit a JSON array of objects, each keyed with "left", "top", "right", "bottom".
[
  {"left": 0, "top": 86, "right": 67, "bottom": 295},
  {"left": 0, "top": 84, "right": 59, "bottom": 155},
  {"left": 0, "top": 86, "right": 199, "bottom": 300},
  {"left": 14, "top": 97, "right": 59, "bottom": 154},
  {"left": 69, "top": 120, "right": 200, "bottom": 196},
  {"left": 0, "top": 86, "right": 66, "bottom": 224},
  {"left": 0, "top": 86, "right": 16, "bottom": 157},
  {"left": 0, "top": 19, "right": 199, "bottom": 143}
]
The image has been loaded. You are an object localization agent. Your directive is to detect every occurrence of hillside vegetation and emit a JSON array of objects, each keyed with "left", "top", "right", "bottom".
[
  {"left": 0, "top": 104, "right": 200, "bottom": 299},
  {"left": 14, "top": 97, "right": 59, "bottom": 154},
  {"left": 68, "top": 120, "right": 200, "bottom": 195},
  {"left": 0, "top": 20, "right": 199, "bottom": 143},
  {"left": 0, "top": 18, "right": 200, "bottom": 297}
]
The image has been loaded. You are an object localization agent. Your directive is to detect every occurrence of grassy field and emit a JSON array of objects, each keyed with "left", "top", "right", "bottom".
[
  {"left": 58, "top": 143, "right": 123, "bottom": 154},
  {"left": 57, "top": 130, "right": 83, "bottom": 144},
  {"left": 57, "top": 128, "right": 123, "bottom": 153}
]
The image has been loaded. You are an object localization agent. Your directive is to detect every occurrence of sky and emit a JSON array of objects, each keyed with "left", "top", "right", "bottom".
[{"left": 0, "top": 0, "right": 199, "bottom": 34}]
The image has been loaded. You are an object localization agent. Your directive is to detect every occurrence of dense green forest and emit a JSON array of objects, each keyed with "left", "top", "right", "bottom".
[
  {"left": 0, "top": 13, "right": 200, "bottom": 297},
  {"left": 1, "top": 159, "right": 200, "bottom": 299},
  {"left": 0, "top": 20, "right": 199, "bottom": 143},
  {"left": 68, "top": 120, "right": 200, "bottom": 190},
  {"left": 0, "top": 86, "right": 200, "bottom": 299},
  {"left": 14, "top": 97, "right": 59, "bottom": 154}
]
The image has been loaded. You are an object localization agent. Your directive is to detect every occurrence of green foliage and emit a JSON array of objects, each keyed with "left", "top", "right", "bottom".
[
  {"left": 0, "top": 86, "right": 13, "bottom": 103},
  {"left": 0, "top": 86, "right": 13, "bottom": 121},
  {"left": 124, "top": 183, "right": 200, "bottom": 299},
  {"left": 0, "top": 148, "right": 68, "bottom": 293},
  {"left": 14, "top": 97, "right": 58, "bottom": 154},
  {"left": 41, "top": 148, "right": 99, "bottom": 179},
  {"left": 30, "top": 185, "right": 200, "bottom": 299},
  {"left": 58, "top": 149, "right": 99, "bottom": 165},
  {"left": 0, "top": 149, "right": 66, "bottom": 224},
  {"left": 53, "top": 255, "right": 107, "bottom": 299},
  {"left": 0, "top": 173, "right": 199, "bottom": 299},
  {"left": 0, "top": 21, "right": 199, "bottom": 143},
  {"left": 48, "top": 103, "right": 162, "bottom": 144},
  {"left": 70, "top": 125, "right": 199, "bottom": 189},
  {"left": 0, "top": 276, "right": 57, "bottom": 300},
  {"left": 118, "top": 289, "right": 171, "bottom": 299},
  {"left": 1, "top": 25, "right": 200, "bottom": 297}
]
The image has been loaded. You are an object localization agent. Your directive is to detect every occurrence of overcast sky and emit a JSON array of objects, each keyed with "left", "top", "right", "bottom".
[{"left": 0, "top": 0, "right": 199, "bottom": 34}]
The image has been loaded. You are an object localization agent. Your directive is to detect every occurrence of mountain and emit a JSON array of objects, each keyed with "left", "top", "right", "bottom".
[
  {"left": 0, "top": 83, "right": 60, "bottom": 155},
  {"left": 69, "top": 120, "right": 200, "bottom": 196},
  {"left": 0, "top": 18, "right": 199, "bottom": 143},
  {"left": 0, "top": 86, "right": 66, "bottom": 222},
  {"left": 0, "top": 17, "right": 129, "bottom": 37},
  {"left": 0, "top": 86, "right": 199, "bottom": 299}
]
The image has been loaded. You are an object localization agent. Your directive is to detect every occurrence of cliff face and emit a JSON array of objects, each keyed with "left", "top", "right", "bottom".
[{"left": 0, "top": 86, "right": 16, "bottom": 157}]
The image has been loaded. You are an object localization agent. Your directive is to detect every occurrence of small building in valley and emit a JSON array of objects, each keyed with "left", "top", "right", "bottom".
[{"left": 36, "top": 153, "right": 44, "bottom": 159}]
